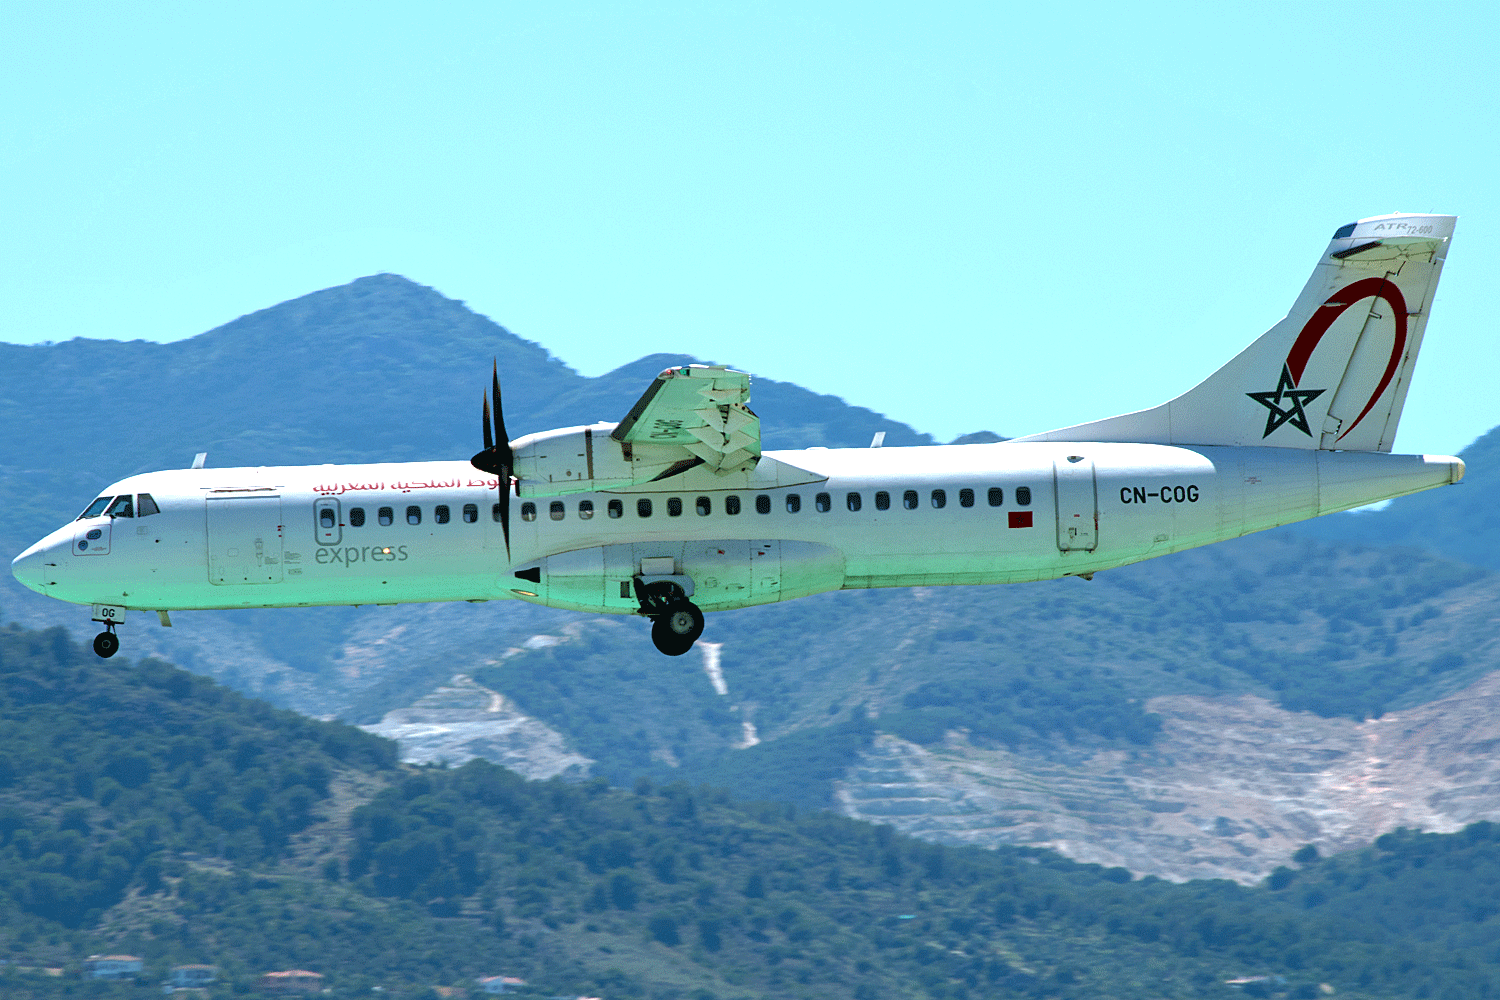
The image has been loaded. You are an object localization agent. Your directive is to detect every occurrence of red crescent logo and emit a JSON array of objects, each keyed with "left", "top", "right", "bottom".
[{"left": 1284, "top": 277, "right": 1407, "bottom": 442}]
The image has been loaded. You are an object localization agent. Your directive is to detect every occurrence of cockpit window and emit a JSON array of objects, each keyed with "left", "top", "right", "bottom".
[
  {"left": 105, "top": 496, "right": 135, "bottom": 518},
  {"left": 78, "top": 496, "right": 113, "bottom": 520},
  {"left": 137, "top": 493, "right": 160, "bottom": 517}
]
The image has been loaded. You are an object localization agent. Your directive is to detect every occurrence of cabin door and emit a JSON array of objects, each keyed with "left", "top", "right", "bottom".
[
  {"left": 207, "top": 496, "right": 284, "bottom": 585},
  {"left": 1053, "top": 457, "right": 1098, "bottom": 552}
]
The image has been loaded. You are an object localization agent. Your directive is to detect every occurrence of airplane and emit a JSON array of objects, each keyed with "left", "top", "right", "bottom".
[{"left": 11, "top": 212, "right": 1465, "bottom": 659}]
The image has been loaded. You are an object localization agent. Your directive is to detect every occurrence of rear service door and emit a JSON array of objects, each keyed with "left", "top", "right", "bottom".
[
  {"left": 1053, "top": 456, "right": 1098, "bottom": 552},
  {"left": 207, "top": 496, "right": 284, "bottom": 584}
]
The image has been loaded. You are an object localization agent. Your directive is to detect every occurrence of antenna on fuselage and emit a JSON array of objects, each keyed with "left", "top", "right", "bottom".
[{"left": 190, "top": 453, "right": 207, "bottom": 469}]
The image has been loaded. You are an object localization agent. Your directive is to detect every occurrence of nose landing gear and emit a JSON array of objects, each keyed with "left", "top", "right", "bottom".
[
  {"left": 633, "top": 579, "right": 705, "bottom": 656},
  {"left": 93, "top": 626, "right": 119, "bottom": 659},
  {"left": 89, "top": 605, "right": 128, "bottom": 659}
]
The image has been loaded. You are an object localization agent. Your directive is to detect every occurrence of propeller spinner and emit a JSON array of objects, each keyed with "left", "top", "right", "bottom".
[{"left": 470, "top": 361, "right": 514, "bottom": 558}]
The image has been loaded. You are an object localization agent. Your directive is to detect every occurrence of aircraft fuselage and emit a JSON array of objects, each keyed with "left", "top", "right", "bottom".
[{"left": 11, "top": 441, "right": 1462, "bottom": 622}]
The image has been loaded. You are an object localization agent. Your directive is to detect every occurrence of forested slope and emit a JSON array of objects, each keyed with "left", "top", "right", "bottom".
[{"left": 5, "top": 624, "right": 1500, "bottom": 999}]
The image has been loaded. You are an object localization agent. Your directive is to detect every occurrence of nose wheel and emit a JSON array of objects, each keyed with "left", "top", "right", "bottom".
[
  {"left": 93, "top": 626, "right": 119, "bottom": 659},
  {"left": 633, "top": 579, "right": 706, "bottom": 656}
]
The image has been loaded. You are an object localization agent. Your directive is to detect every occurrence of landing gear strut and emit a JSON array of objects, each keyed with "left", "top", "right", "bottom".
[
  {"left": 634, "top": 579, "right": 705, "bottom": 656},
  {"left": 93, "top": 625, "right": 119, "bottom": 659}
]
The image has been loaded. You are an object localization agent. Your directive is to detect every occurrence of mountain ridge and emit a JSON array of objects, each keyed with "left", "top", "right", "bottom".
[{"left": 3, "top": 272, "right": 1494, "bottom": 894}]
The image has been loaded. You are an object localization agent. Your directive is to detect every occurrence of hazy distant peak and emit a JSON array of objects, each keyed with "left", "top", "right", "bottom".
[{"left": 948, "top": 431, "right": 1008, "bottom": 445}]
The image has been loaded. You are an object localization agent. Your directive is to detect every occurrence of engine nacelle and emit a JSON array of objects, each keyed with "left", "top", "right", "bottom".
[
  {"left": 510, "top": 423, "right": 821, "bottom": 497},
  {"left": 510, "top": 423, "right": 638, "bottom": 496}
]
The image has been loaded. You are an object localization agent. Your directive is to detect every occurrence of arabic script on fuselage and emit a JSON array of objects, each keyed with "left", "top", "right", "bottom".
[{"left": 312, "top": 478, "right": 500, "bottom": 496}]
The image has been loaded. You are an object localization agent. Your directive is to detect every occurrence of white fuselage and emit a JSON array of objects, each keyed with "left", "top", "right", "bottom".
[{"left": 10, "top": 441, "right": 1463, "bottom": 621}]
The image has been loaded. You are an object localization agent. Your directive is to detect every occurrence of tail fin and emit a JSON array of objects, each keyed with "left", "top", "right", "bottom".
[{"left": 1016, "top": 212, "right": 1456, "bottom": 452}]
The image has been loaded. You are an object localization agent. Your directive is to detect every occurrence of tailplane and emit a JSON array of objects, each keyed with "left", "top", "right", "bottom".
[{"left": 1016, "top": 213, "right": 1456, "bottom": 452}]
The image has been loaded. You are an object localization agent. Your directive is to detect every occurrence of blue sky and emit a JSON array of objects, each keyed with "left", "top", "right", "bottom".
[{"left": 4, "top": 2, "right": 1497, "bottom": 455}]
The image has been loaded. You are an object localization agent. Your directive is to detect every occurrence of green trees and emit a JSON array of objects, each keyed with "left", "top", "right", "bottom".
[{"left": 6, "top": 624, "right": 1500, "bottom": 998}]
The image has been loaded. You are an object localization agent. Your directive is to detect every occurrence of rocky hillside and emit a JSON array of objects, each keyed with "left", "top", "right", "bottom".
[
  {"left": 838, "top": 665, "right": 1500, "bottom": 884},
  {"left": 3, "top": 273, "right": 1495, "bottom": 891}
]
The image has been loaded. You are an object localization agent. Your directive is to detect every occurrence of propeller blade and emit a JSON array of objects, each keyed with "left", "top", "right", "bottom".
[
  {"left": 491, "top": 361, "right": 512, "bottom": 467},
  {"left": 496, "top": 481, "right": 511, "bottom": 559},
  {"left": 470, "top": 358, "right": 515, "bottom": 560}
]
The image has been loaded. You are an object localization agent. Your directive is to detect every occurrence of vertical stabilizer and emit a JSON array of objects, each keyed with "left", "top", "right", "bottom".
[{"left": 1016, "top": 213, "right": 1456, "bottom": 452}]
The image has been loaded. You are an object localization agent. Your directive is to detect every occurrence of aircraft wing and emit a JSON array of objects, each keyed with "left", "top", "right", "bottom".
[{"left": 611, "top": 365, "right": 761, "bottom": 474}]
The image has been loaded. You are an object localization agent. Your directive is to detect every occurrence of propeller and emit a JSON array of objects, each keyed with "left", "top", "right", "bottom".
[{"left": 470, "top": 360, "right": 515, "bottom": 558}]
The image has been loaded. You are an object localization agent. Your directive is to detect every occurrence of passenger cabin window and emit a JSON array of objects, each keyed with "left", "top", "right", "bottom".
[
  {"left": 79, "top": 497, "right": 113, "bottom": 520},
  {"left": 847, "top": 492, "right": 862, "bottom": 512},
  {"left": 756, "top": 494, "right": 771, "bottom": 514},
  {"left": 492, "top": 503, "right": 503, "bottom": 522},
  {"left": 988, "top": 487, "right": 1004, "bottom": 507},
  {"left": 379, "top": 506, "right": 394, "bottom": 526},
  {"left": 406, "top": 505, "right": 421, "bottom": 525},
  {"left": 637, "top": 498, "right": 653, "bottom": 518},
  {"left": 931, "top": 489, "right": 946, "bottom": 509},
  {"left": 320, "top": 508, "right": 336, "bottom": 529},
  {"left": 875, "top": 491, "right": 890, "bottom": 511},
  {"left": 667, "top": 497, "right": 683, "bottom": 517},
  {"left": 903, "top": 490, "right": 918, "bottom": 510},
  {"left": 579, "top": 500, "right": 594, "bottom": 519},
  {"left": 1016, "top": 486, "right": 1032, "bottom": 506},
  {"left": 786, "top": 494, "right": 801, "bottom": 513},
  {"left": 608, "top": 499, "right": 623, "bottom": 518},
  {"left": 959, "top": 488, "right": 975, "bottom": 508},
  {"left": 726, "top": 495, "right": 741, "bottom": 515},
  {"left": 462, "top": 503, "right": 478, "bottom": 523},
  {"left": 435, "top": 504, "right": 450, "bottom": 524},
  {"left": 350, "top": 507, "right": 366, "bottom": 527},
  {"left": 696, "top": 496, "right": 711, "bottom": 516},
  {"left": 550, "top": 501, "right": 565, "bottom": 521},
  {"left": 106, "top": 496, "right": 134, "bottom": 518},
  {"left": 137, "top": 493, "right": 160, "bottom": 517},
  {"left": 521, "top": 502, "right": 537, "bottom": 522}
]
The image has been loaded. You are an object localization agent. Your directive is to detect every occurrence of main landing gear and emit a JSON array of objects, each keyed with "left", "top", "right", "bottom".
[
  {"left": 633, "top": 579, "right": 705, "bottom": 656},
  {"left": 93, "top": 625, "right": 119, "bottom": 659}
]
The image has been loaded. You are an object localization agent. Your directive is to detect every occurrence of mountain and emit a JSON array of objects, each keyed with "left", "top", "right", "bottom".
[
  {"left": 3, "top": 273, "right": 1496, "bottom": 891},
  {"left": 5, "top": 622, "right": 1500, "bottom": 1000},
  {"left": 0, "top": 273, "right": 933, "bottom": 706}
]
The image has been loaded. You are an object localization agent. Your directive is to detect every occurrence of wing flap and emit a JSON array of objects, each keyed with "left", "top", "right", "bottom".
[{"left": 613, "top": 365, "right": 762, "bottom": 473}]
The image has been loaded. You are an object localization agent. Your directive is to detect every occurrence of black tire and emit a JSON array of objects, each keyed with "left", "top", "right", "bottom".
[
  {"left": 651, "top": 617, "right": 695, "bottom": 656},
  {"left": 93, "top": 631, "right": 119, "bottom": 659}
]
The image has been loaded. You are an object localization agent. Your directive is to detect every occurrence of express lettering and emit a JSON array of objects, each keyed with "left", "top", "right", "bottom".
[
  {"left": 1119, "top": 485, "right": 1200, "bottom": 504},
  {"left": 314, "top": 545, "right": 410, "bottom": 566}
]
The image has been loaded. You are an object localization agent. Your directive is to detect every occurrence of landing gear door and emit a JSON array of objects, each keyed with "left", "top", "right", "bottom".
[
  {"left": 1053, "top": 457, "right": 1098, "bottom": 552},
  {"left": 207, "top": 496, "right": 284, "bottom": 585}
]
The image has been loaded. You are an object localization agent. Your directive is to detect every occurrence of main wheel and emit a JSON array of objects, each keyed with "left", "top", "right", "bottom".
[
  {"left": 662, "top": 601, "right": 705, "bottom": 643},
  {"left": 651, "top": 618, "right": 695, "bottom": 656},
  {"left": 93, "top": 631, "right": 119, "bottom": 659}
]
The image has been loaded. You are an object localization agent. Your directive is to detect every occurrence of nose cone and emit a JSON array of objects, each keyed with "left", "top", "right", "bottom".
[{"left": 11, "top": 542, "right": 49, "bottom": 594}]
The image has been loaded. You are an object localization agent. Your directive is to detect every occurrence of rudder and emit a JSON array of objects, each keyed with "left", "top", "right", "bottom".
[{"left": 1017, "top": 213, "right": 1456, "bottom": 452}]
